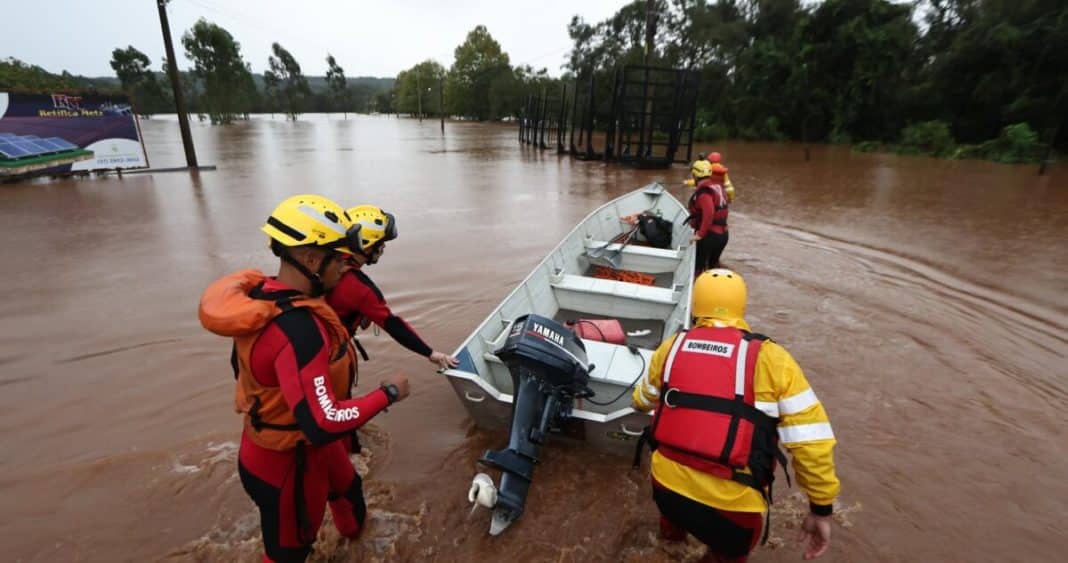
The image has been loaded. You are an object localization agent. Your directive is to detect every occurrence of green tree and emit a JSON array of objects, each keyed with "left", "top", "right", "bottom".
[
  {"left": 373, "top": 90, "right": 394, "bottom": 114},
  {"left": 161, "top": 55, "right": 203, "bottom": 116},
  {"left": 445, "top": 25, "right": 513, "bottom": 120},
  {"left": 394, "top": 60, "right": 445, "bottom": 117},
  {"left": 110, "top": 46, "right": 168, "bottom": 115},
  {"left": 267, "top": 42, "right": 311, "bottom": 120},
  {"left": 920, "top": 0, "right": 1068, "bottom": 144},
  {"left": 181, "top": 19, "right": 255, "bottom": 124},
  {"left": 0, "top": 58, "right": 81, "bottom": 91},
  {"left": 262, "top": 69, "right": 281, "bottom": 117},
  {"left": 325, "top": 54, "right": 350, "bottom": 118}
]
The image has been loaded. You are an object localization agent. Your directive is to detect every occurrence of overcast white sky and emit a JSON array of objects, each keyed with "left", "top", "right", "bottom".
[{"left": 1, "top": 0, "right": 629, "bottom": 78}]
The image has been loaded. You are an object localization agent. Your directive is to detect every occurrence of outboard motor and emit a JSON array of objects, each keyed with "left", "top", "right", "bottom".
[{"left": 476, "top": 314, "right": 592, "bottom": 535}]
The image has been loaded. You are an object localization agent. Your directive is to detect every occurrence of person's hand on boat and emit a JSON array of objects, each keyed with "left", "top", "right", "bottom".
[
  {"left": 798, "top": 513, "right": 832, "bottom": 560},
  {"left": 690, "top": 234, "right": 702, "bottom": 243},
  {"left": 380, "top": 373, "right": 411, "bottom": 402},
  {"left": 428, "top": 350, "right": 459, "bottom": 370}
]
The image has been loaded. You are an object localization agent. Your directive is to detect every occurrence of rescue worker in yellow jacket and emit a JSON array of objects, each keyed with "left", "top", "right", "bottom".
[
  {"left": 683, "top": 151, "right": 734, "bottom": 202},
  {"left": 683, "top": 152, "right": 735, "bottom": 202},
  {"left": 633, "top": 269, "right": 839, "bottom": 562}
]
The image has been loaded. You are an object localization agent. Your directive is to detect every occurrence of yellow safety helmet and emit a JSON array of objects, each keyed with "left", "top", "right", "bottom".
[
  {"left": 692, "top": 268, "right": 747, "bottom": 322},
  {"left": 261, "top": 194, "right": 355, "bottom": 254},
  {"left": 346, "top": 204, "right": 398, "bottom": 256},
  {"left": 691, "top": 159, "right": 712, "bottom": 179}
]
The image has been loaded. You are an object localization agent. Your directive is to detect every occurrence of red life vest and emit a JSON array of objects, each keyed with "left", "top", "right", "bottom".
[
  {"left": 687, "top": 184, "right": 729, "bottom": 234},
  {"left": 649, "top": 327, "right": 786, "bottom": 496}
]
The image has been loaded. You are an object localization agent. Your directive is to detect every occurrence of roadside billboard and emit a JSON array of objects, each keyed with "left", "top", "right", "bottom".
[{"left": 0, "top": 92, "right": 149, "bottom": 177}]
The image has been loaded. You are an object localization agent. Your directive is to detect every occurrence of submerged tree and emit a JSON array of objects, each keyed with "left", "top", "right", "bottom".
[
  {"left": 394, "top": 60, "right": 445, "bottom": 118},
  {"left": 445, "top": 25, "right": 513, "bottom": 120},
  {"left": 267, "top": 43, "right": 311, "bottom": 120},
  {"left": 110, "top": 46, "right": 168, "bottom": 115},
  {"left": 325, "top": 54, "right": 351, "bottom": 118},
  {"left": 181, "top": 19, "right": 255, "bottom": 124}
]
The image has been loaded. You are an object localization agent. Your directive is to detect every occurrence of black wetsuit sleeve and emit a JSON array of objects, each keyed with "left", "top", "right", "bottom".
[{"left": 383, "top": 314, "right": 433, "bottom": 357}]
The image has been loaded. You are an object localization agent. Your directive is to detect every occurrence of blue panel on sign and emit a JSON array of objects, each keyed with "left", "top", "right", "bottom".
[
  {"left": 28, "top": 140, "right": 56, "bottom": 153},
  {"left": 37, "top": 139, "right": 64, "bottom": 151},
  {"left": 11, "top": 140, "right": 45, "bottom": 156},
  {"left": 0, "top": 142, "right": 32, "bottom": 158},
  {"left": 46, "top": 137, "right": 79, "bottom": 150}
]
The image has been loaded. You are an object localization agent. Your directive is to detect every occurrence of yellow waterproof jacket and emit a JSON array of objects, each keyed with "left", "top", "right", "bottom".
[{"left": 632, "top": 317, "right": 839, "bottom": 513}]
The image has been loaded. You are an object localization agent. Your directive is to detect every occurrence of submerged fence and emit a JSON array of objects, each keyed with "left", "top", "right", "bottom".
[{"left": 519, "top": 65, "right": 700, "bottom": 169}]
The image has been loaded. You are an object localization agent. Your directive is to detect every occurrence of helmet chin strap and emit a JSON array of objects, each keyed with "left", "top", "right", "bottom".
[
  {"left": 281, "top": 249, "right": 328, "bottom": 297},
  {"left": 359, "top": 244, "right": 381, "bottom": 265}
]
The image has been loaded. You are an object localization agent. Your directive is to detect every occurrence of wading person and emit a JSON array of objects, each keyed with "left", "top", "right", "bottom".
[
  {"left": 633, "top": 269, "right": 840, "bottom": 562},
  {"left": 199, "top": 195, "right": 410, "bottom": 562},
  {"left": 708, "top": 152, "right": 736, "bottom": 202},
  {"left": 327, "top": 204, "right": 458, "bottom": 371},
  {"left": 687, "top": 160, "right": 731, "bottom": 274}
]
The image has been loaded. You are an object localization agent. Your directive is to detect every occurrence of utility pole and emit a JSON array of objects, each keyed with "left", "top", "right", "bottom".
[
  {"left": 417, "top": 69, "right": 423, "bottom": 122},
  {"left": 1039, "top": 74, "right": 1066, "bottom": 176},
  {"left": 156, "top": 0, "right": 198, "bottom": 168},
  {"left": 641, "top": 0, "right": 657, "bottom": 158},
  {"left": 439, "top": 74, "right": 445, "bottom": 134}
]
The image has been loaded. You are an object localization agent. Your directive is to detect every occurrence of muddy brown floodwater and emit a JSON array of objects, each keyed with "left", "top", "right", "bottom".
[{"left": 0, "top": 114, "right": 1065, "bottom": 562}]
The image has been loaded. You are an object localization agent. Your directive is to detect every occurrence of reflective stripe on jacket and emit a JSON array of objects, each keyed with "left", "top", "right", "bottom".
[{"left": 633, "top": 317, "right": 840, "bottom": 512}]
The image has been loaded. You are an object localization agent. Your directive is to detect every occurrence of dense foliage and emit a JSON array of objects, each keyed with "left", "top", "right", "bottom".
[
  {"left": 3, "top": 1, "right": 1062, "bottom": 160},
  {"left": 566, "top": 0, "right": 1066, "bottom": 155}
]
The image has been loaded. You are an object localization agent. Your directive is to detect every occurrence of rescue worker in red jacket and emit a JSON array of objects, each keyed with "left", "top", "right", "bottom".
[
  {"left": 200, "top": 195, "right": 410, "bottom": 563},
  {"left": 688, "top": 160, "right": 730, "bottom": 275},
  {"left": 707, "top": 152, "right": 736, "bottom": 202},
  {"left": 326, "top": 204, "right": 458, "bottom": 370},
  {"left": 633, "top": 269, "right": 840, "bottom": 562}
]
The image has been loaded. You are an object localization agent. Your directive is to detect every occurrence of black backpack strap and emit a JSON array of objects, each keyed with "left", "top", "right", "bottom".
[
  {"left": 247, "top": 395, "right": 300, "bottom": 432},
  {"left": 632, "top": 425, "right": 661, "bottom": 469},
  {"left": 632, "top": 426, "right": 650, "bottom": 469},
  {"left": 775, "top": 446, "right": 791, "bottom": 488},
  {"left": 229, "top": 343, "right": 239, "bottom": 379}
]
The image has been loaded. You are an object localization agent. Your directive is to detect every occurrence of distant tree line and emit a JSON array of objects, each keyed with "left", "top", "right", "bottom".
[
  {"left": 110, "top": 19, "right": 393, "bottom": 124},
  {"left": 2, "top": 1, "right": 1063, "bottom": 161},
  {"left": 386, "top": 25, "right": 559, "bottom": 121},
  {"left": 566, "top": 0, "right": 1066, "bottom": 160}
]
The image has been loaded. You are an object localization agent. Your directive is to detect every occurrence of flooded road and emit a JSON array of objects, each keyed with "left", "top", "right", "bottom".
[{"left": 1, "top": 114, "right": 1065, "bottom": 562}]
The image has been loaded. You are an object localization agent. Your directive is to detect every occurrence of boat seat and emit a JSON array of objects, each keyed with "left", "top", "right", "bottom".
[
  {"left": 551, "top": 273, "right": 676, "bottom": 302},
  {"left": 582, "top": 339, "right": 651, "bottom": 386},
  {"left": 550, "top": 273, "right": 680, "bottom": 320},
  {"left": 483, "top": 338, "right": 650, "bottom": 387},
  {"left": 584, "top": 239, "right": 682, "bottom": 273}
]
